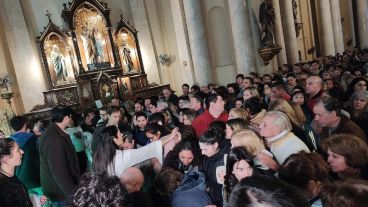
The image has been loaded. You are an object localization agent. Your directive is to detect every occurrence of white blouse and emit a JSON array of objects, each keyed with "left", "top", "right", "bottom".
[{"left": 108, "top": 140, "right": 163, "bottom": 177}]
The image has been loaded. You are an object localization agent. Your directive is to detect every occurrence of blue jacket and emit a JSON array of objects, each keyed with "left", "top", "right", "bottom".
[{"left": 171, "top": 172, "right": 212, "bottom": 207}]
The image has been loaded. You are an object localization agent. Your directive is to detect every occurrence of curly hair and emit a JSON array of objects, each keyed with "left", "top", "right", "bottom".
[{"left": 69, "top": 173, "right": 129, "bottom": 207}]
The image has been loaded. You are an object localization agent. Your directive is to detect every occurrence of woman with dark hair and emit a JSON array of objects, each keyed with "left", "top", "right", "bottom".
[
  {"left": 69, "top": 173, "right": 129, "bottom": 207},
  {"left": 182, "top": 109, "right": 198, "bottom": 126},
  {"left": 199, "top": 128, "right": 228, "bottom": 207},
  {"left": 145, "top": 122, "right": 171, "bottom": 143},
  {"left": 345, "top": 91, "right": 368, "bottom": 136},
  {"left": 223, "top": 147, "right": 257, "bottom": 204},
  {"left": 163, "top": 138, "right": 202, "bottom": 174},
  {"left": 0, "top": 138, "right": 32, "bottom": 207},
  {"left": 79, "top": 107, "right": 96, "bottom": 134},
  {"left": 291, "top": 90, "right": 313, "bottom": 123},
  {"left": 279, "top": 151, "right": 330, "bottom": 206},
  {"left": 93, "top": 125, "right": 178, "bottom": 177},
  {"left": 344, "top": 77, "right": 368, "bottom": 102},
  {"left": 321, "top": 134, "right": 368, "bottom": 180},
  {"left": 258, "top": 82, "right": 271, "bottom": 106}
]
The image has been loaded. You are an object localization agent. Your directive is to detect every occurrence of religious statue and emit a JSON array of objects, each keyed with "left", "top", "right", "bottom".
[
  {"left": 259, "top": 0, "right": 275, "bottom": 48},
  {"left": 122, "top": 47, "right": 134, "bottom": 72},
  {"left": 81, "top": 24, "right": 105, "bottom": 65},
  {"left": 50, "top": 45, "right": 68, "bottom": 83},
  {"left": 90, "top": 28, "right": 105, "bottom": 63}
]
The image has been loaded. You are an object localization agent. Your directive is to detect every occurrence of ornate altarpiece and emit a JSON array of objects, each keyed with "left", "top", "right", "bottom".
[{"left": 27, "top": 0, "right": 168, "bottom": 118}]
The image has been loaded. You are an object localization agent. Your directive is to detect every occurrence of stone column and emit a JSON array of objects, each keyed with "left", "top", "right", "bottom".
[
  {"left": 170, "top": 0, "right": 195, "bottom": 86},
  {"left": 330, "top": 0, "right": 344, "bottom": 54},
  {"left": 317, "top": 0, "right": 335, "bottom": 55},
  {"left": 357, "top": 0, "right": 368, "bottom": 49},
  {"left": 183, "top": 0, "right": 212, "bottom": 85},
  {"left": 346, "top": 0, "right": 356, "bottom": 48},
  {"left": 271, "top": 0, "right": 287, "bottom": 66},
  {"left": 130, "top": 0, "right": 161, "bottom": 84},
  {"left": 279, "top": 0, "right": 298, "bottom": 64},
  {"left": 0, "top": 0, "right": 46, "bottom": 112},
  {"left": 228, "top": 0, "right": 256, "bottom": 75}
]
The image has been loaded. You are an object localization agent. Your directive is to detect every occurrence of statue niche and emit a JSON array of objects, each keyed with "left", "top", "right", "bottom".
[
  {"left": 115, "top": 28, "right": 141, "bottom": 73},
  {"left": 73, "top": 4, "right": 114, "bottom": 71},
  {"left": 113, "top": 12, "right": 145, "bottom": 74},
  {"left": 37, "top": 18, "right": 77, "bottom": 89}
]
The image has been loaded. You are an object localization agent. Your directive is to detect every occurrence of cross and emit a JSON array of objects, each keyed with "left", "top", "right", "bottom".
[
  {"left": 62, "top": 91, "right": 73, "bottom": 101},
  {"left": 46, "top": 10, "right": 52, "bottom": 22},
  {"left": 119, "top": 10, "right": 124, "bottom": 20}
]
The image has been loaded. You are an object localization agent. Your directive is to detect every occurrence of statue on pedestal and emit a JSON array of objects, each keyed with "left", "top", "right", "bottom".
[
  {"left": 258, "top": 0, "right": 281, "bottom": 65},
  {"left": 259, "top": 0, "right": 275, "bottom": 48}
]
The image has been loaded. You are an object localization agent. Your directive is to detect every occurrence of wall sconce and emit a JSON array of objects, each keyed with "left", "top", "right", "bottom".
[{"left": 158, "top": 54, "right": 170, "bottom": 65}]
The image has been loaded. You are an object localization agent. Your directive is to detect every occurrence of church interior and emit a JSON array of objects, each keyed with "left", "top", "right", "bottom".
[
  {"left": 0, "top": 0, "right": 365, "bottom": 117},
  {"left": 0, "top": 0, "right": 368, "bottom": 206}
]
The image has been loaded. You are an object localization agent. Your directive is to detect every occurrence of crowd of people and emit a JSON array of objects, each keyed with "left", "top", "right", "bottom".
[{"left": 0, "top": 48, "right": 368, "bottom": 207}]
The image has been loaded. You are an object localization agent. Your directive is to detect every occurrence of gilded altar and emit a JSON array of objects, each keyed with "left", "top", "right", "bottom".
[{"left": 28, "top": 0, "right": 168, "bottom": 119}]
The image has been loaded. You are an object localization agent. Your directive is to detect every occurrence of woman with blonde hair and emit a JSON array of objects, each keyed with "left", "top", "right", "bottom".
[
  {"left": 225, "top": 118, "right": 248, "bottom": 139},
  {"left": 243, "top": 87, "right": 260, "bottom": 102},
  {"left": 228, "top": 108, "right": 249, "bottom": 121},
  {"left": 268, "top": 98, "right": 317, "bottom": 151},
  {"left": 230, "top": 130, "right": 273, "bottom": 176}
]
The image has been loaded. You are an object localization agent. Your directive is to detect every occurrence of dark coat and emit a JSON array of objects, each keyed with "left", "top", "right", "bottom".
[
  {"left": 320, "top": 115, "right": 367, "bottom": 142},
  {"left": 0, "top": 174, "right": 32, "bottom": 207},
  {"left": 39, "top": 123, "right": 80, "bottom": 201},
  {"left": 201, "top": 147, "right": 227, "bottom": 207}
]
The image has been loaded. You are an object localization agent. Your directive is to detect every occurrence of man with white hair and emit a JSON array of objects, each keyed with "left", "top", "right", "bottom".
[{"left": 258, "top": 111, "right": 310, "bottom": 171}]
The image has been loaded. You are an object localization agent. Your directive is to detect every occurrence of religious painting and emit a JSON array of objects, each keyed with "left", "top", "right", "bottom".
[
  {"left": 44, "top": 33, "right": 76, "bottom": 87},
  {"left": 116, "top": 28, "right": 141, "bottom": 73},
  {"left": 99, "top": 82, "right": 117, "bottom": 103},
  {"left": 73, "top": 4, "right": 114, "bottom": 71}
]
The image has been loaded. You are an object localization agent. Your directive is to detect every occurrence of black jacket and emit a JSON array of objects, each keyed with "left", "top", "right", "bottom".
[
  {"left": 201, "top": 147, "right": 227, "bottom": 207},
  {"left": 39, "top": 123, "right": 80, "bottom": 201}
]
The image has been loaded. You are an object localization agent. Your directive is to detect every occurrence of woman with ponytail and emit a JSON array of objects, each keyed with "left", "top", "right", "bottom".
[{"left": 0, "top": 138, "right": 32, "bottom": 206}]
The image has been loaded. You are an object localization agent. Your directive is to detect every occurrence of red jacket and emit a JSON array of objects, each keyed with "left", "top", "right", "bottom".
[{"left": 192, "top": 110, "right": 229, "bottom": 138}]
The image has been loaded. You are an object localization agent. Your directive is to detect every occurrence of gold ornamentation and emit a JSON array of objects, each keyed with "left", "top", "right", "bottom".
[
  {"left": 62, "top": 91, "right": 73, "bottom": 101},
  {"left": 258, "top": 44, "right": 282, "bottom": 65}
]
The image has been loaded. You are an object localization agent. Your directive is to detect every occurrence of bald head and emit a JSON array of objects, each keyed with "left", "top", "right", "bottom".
[
  {"left": 120, "top": 167, "right": 144, "bottom": 193},
  {"left": 306, "top": 76, "right": 323, "bottom": 97}
]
